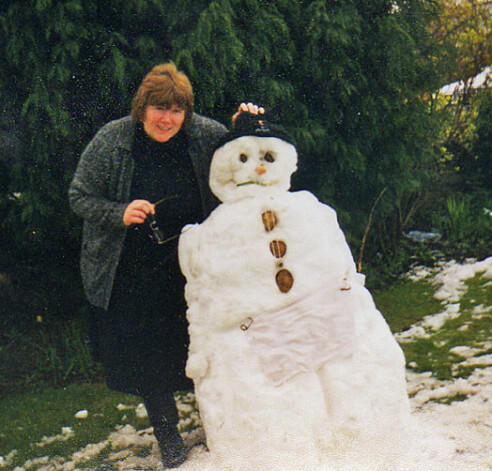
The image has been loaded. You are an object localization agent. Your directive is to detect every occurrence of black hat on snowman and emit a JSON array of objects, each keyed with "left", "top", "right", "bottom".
[{"left": 214, "top": 110, "right": 296, "bottom": 152}]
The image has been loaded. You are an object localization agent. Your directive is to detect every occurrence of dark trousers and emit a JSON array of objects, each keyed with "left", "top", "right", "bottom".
[
  {"left": 142, "top": 391, "right": 186, "bottom": 460},
  {"left": 143, "top": 391, "right": 179, "bottom": 435}
]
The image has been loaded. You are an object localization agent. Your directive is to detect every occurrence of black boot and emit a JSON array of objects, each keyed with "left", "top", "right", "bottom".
[
  {"left": 143, "top": 393, "right": 188, "bottom": 469},
  {"left": 156, "top": 426, "right": 188, "bottom": 469}
]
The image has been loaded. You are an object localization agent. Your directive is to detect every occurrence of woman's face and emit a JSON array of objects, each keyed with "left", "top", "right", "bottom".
[{"left": 143, "top": 104, "right": 186, "bottom": 142}]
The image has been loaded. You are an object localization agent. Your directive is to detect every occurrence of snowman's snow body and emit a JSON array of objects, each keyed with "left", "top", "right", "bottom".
[{"left": 179, "top": 130, "right": 410, "bottom": 467}]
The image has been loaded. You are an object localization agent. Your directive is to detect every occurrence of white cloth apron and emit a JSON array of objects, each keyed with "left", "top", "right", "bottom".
[{"left": 246, "top": 287, "right": 356, "bottom": 386}]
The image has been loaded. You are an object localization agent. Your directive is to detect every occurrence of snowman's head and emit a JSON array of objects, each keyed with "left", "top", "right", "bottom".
[{"left": 210, "top": 113, "right": 298, "bottom": 203}]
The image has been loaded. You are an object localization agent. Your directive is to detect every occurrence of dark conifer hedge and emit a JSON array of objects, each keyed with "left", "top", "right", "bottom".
[{"left": 0, "top": 0, "right": 445, "bottom": 325}]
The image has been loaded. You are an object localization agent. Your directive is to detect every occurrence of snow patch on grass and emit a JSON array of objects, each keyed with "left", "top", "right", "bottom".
[{"left": 35, "top": 428, "right": 74, "bottom": 448}]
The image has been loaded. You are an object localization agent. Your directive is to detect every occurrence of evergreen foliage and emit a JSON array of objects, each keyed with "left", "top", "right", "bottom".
[
  {"left": 433, "top": 85, "right": 491, "bottom": 200},
  {"left": 0, "top": 0, "right": 447, "bottom": 328},
  {"left": 432, "top": 0, "right": 492, "bottom": 83},
  {"left": 174, "top": 0, "right": 445, "bottom": 249},
  {"left": 470, "top": 90, "right": 492, "bottom": 190}
]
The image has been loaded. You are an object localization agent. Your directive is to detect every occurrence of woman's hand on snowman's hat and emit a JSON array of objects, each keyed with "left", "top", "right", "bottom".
[{"left": 232, "top": 102, "right": 265, "bottom": 127}]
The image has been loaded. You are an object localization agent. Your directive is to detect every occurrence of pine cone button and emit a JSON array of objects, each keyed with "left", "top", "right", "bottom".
[
  {"left": 276, "top": 269, "right": 294, "bottom": 293},
  {"left": 269, "top": 240, "right": 287, "bottom": 258},
  {"left": 261, "top": 211, "right": 277, "bottom": 231}
]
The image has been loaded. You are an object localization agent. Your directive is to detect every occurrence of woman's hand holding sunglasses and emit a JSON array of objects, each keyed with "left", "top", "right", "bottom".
[{"left": 122, "top": 199, "right": 155, "bottom": 226}]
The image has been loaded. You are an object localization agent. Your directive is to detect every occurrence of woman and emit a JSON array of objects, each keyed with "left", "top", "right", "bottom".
[{"left": 69, "top": 62, "right": 261, "bottom": 468}]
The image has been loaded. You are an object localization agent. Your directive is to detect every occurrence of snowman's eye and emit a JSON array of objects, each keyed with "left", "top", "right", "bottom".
[
  {"left": 264, "top": 152, "right": 275, "bottom": 163},
  {"left": 239, "top": 153, "right": 248, "bottom": 163}
]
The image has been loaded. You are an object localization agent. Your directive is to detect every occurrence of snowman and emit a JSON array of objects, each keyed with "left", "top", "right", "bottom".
[{"left": 178, "top": 113, "right": 410, "bottom": 469}]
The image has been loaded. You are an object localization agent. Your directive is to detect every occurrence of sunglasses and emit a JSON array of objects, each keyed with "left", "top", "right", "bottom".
[{"left": 147, "top": 195, "right": 180, "bottom": 245}]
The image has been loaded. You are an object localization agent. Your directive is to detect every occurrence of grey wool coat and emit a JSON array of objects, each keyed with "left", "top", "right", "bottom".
[{"left": 69, "top": 114, "right": 227, "bottom": 309}]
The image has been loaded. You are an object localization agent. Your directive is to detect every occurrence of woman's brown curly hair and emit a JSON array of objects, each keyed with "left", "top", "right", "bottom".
[{"left": 131, "top": 62, "right": 194, "bottom": 128}]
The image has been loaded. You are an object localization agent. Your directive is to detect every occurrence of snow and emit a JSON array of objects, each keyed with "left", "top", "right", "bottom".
[
  {"left": 74, "top": 410, "right": 88, "bottom": 419},
  {"left": 1, "top": 256, "right": 491, "bottom": 471},
  {"left": 404, "top": 230, "right": 441, "bottom": 243},
  {"left": 177, "top": 130, "right": 492, "bottom": 470},
  {"left": 177, "top": 257, "right": 490, "bottom": 471},
  {"left": 2, "top": 127, "right": 491, "bottom": 469},
  {"left": 397, "top": 257, "right": 492, "bottom": 345},
  {"left": 116, "top": 403, "right": 134, "bottom": 411},
  {"left": 135, "top": 403, "right": 148, "bottom": 419},
  {"left": 179, "top": 134, "right": 413, "bottom": 469},
  {"left": 439, "top": 65, "right": 492, "bottom": 95},
  {"left": 432, "top": 258, "right": 492, "bottom": 303},
  {"left": 34, "top": 428, "right": 74, "bottom": 448}
]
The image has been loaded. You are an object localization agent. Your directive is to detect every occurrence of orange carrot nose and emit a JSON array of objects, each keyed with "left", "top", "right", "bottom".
[{"left": 256, "top": 166, "right": 267, "bottom": 175}]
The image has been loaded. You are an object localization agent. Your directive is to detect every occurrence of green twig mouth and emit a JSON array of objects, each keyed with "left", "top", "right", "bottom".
[{"left": 236, "top": 181, "right": 266, "bottom": 187}]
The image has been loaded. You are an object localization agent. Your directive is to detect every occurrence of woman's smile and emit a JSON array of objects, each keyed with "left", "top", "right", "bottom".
[{"left": 143, "top": 105, "right": 185, "bottom": 142}]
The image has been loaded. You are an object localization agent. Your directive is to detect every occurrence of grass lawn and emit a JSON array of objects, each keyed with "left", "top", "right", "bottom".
[
  {"left": 398, "top": 273, "right": 492, "bottom": 381},
  {"left": 373, "top": 278, "right": 443, "bottom": 333},
  {"left": 0, "top": 383, "right": 147, "bottom": 469}
]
